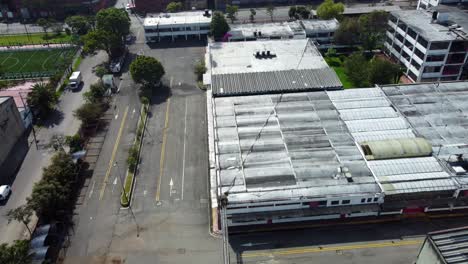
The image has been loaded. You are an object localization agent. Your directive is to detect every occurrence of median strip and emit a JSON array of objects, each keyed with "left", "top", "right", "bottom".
[{"left": 121, "top": 103, "right": 149, "bottom": 207}]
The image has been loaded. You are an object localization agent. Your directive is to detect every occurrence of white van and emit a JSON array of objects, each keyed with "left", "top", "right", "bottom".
[
  {"left": 0, "top": 185, "right": 11, "bottom": 201},
  {"left": 69, "top": 71, "right": 82, "bottom": 90}
]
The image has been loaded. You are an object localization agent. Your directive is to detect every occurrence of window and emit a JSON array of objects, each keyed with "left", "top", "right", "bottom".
[
  {"left": 366, "top": 198, "right": 372, "bottom": 203},
  {"left": 449, "top": 41, "right": 468, "bottom": 53},
  {"left": 319, "top": 200, "right": 327, "bottom": 206},
  {"left": 407, "top": 28, "right": 417, "bottom": 39},
  {"left": 411, "top": 59, "right": 421, "bottom": 70},
  {"left": 414, "top": 48, "right": 425, "bottom": 60},
  {"left": 396, "top": 33, "right": 404, "bottom": 43},
  {"left": 397, "top": 22, "right": 407, "bottom": 31},
  {"left": 430, "top": 41, "right": 449, "bottom": 50},
  {"left": 443, "top": 65, "right": 461, "bottom": 75},
  {"left": 388, "top": 27, "right": 395, "bottom": 34},
  {"left": 342, "top": 200, "right": 351, "bottom": 205},
  {"left": 447, "top": 53, "right": 466, "bottom": 64},
  {"left": 373, "top": 198, "right": 379, "bottom": 202},
  {"left": 408, "top": 71, "right": 418, "bottom": 82},
  {"left": 404, "top": 40, "right": 414, "bottom": 51},
  {"left": 440, "top": 76, "right": 458, "bottom": 81},
  {"left": 417, "top": 36, "right": 428, "bottom": 48},
  {"left": 423, "top": 66, "right": 441, "bottom": 73},
  {"left": 390, "top": 15, "right": 398, "bottom": 23},
  {"left": 426, "top": 55, "right": 445, "bottom": 62},
  {"left": 331, "top": 200, "right": 339, "bottom": 205},
  {"left": 361, "top": 198, "right": 366, "bottom": 203},
  {"left": 421, "top": 77, "right": 438, "bottom": 82}
]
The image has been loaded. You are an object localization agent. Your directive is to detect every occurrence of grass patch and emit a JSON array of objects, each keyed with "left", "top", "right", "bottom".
[
  {"left": 325, "top": 56, "right": 355, "bottom": 89},
  {"left": 0, "top": 48, "right": 77, "bottom": 78},
  {"left": 0, "top": 33, "right": 72, "bottom": 46},
  {"left": 73, "top": 56, "right": 82, "bottom": 71},
  {"left": 121, "top": 104, "right": 148, "bottom": 207}
]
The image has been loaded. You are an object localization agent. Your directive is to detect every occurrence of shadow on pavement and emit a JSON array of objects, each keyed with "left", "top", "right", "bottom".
[
  {"left": 229, "top": 216, "right": 468, "bottom": 263},
  {"left": 148, "top": 84, "right": 172, "bottom": 106},
  {"left": 147, "top": 39, "right": 207, "bottom": 50},
  {"left": 39, "top": 108, "right": 64, "bottom": 129}
]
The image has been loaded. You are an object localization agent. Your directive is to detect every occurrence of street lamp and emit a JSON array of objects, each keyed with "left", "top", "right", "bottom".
[{"left": 114, "top": 162, "right": 140, "bottom": 237}]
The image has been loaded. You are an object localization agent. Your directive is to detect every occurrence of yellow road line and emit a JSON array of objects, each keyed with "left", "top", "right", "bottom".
[
  {"left": 155, "top": 98, "right": 171, "bottom": 201},
  {"left": 243, "top": 239, "right": 423, "bottom": 258},
  {"left": 99, "top": 106, "right": 129, "bottom": 200}
]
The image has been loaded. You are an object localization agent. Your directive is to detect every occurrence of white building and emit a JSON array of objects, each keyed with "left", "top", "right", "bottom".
[
  {"left": 301, "top": 19, "right": 339, "bottom": 49},
  {"left": 417, "top": 0, "right": 468, "bottom": 9},
  {"left": 384, "top": 7, "right": 468, "bottom": 82},
  {"left": 226, "top": 21, "right": 306, "bottom": 42},
  {"left": 144, "top": 11, "right": 212, "bottom": 42}
]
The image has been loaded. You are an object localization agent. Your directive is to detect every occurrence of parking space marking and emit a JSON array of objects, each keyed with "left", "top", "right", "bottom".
[
  {"left": 181, "top": 97, "right": 187, "bottom": 200},
  {"left": 99, "top": 106, "right": 129, "bottom": 200},
  {"left": 155, "top": 98, "right": 171, "bottom": 201}
]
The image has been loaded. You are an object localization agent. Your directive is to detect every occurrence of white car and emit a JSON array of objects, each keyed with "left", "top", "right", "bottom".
[{"left": 0, "top": 185, "right": 11, "bottom": 201}]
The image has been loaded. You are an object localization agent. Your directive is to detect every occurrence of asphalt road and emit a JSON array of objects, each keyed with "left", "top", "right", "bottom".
[{"left": 0, "top": 50, "right": 106, "bottom": 244}]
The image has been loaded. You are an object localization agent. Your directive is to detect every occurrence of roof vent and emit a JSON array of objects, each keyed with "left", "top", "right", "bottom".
[
  {"left": 254, "top": 31, "right": 257, "bottom": 37},
  {"left": 258, "top": 31, "right": 262, "bottom": 37}
]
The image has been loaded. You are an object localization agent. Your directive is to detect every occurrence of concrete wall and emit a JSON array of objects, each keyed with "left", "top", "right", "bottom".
[{"left": 0, "top": 97, "right": 26, "bottom": 183}]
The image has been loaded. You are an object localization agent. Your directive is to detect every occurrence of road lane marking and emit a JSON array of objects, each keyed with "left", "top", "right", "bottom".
[
  {"left": 99, "top": 106, "right": 129, "bottom": 200},
  {"left": 242, "top": 239, "right": 423, "bottom": 258},
  {"left": 181, "top": 97, "right": 187, "bottom": 200},
  {"left": 169, "top": 178, "right": 174, "bottom": 197},
  {"left": 155, "top": 98, "right": 171, "bottom": 201},
  {"left": 88, "top": 180, "right": 96, "bottom": 199}
]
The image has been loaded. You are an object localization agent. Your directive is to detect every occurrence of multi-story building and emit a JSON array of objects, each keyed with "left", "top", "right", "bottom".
[
  {"left": 0, "top": 97, "right": 27, "bottom": 184},
  {"left": 417, "top": 0, "right": 468, "bottom": 9},
  {"left": 144, "top": 11, "right": 212, "bottom": 42},
  {"left": 301, "top": 19, "right": 339, "bottom": 49},
  {"left": 135, "top": 0, "right": 207, "bottom": 13},
  {"left": 3, "top": 0, "right": 107, "bottom": 19},
  {"left": 384, "top": 7, "right": 468, "bottom": 82},
  {"left": 226, "top": 21, "right": 306, "bottom": 42}
]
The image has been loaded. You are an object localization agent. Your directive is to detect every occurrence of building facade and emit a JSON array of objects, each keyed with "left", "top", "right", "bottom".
[
  {"left": 226, "top": 21, "right": 306, "bottom": 42},
  {"left": 384, "top": 8, "right": 468, "bottom": 82},
  {"left": 0, "top": 97, "right": 27, "bottom": 184},
  {"left": 417, "top": 0, "right": 468, "bottom": 9},
  {"left": 2, "top": 0, "right": 107, "bottom": 19},
  {"left": 144, "top": 11, "right": 211, "bottom": 42}
]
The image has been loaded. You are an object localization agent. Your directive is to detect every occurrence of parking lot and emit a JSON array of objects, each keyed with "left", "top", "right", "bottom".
[{"left": 103, "top": 40, "right": 223, "bottom": 264}]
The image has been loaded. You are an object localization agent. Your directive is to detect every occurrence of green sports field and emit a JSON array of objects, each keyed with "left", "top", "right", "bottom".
[{"left": 0, "top": 48, "right": 77, "bottom": 78}]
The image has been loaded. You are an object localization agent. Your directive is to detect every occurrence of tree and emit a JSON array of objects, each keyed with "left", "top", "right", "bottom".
[
  {"left": 37, "top": 18, "right": 51, "bottom": 35},
  {"left": 82, "top": 29, "right": 121, "bottom": 57},
  {"left": 194, "top": 59, "right": 206, "bottom": 81},
  {"left": 359, "top": 11, "right": 389, "bottom": 51},
  {"left": 296, "top": 6, "right": 311, "bottom": 19},
  {"left": 74, "top": 102, "right": 104, "bottom": 126},
  {"left": 95, "top": 8, "right": 130, "bottom": 39},
  {"left": 0, "top": 240, "right": 31, "bottom": 264},
  {"left": 344, "top": 53, "right": 369, "bottom": 87},
  {"left": 84, "top": 81, "right": 107, "bottom": 103},
  {"left": 226, "top": 5, "right": 239, "bottom": 23},
  {"left": 26, "top": 82, "right": 58, "bottom": 119},
  {"left": 28, "top": 179, "right": 71, "bottom": 219},
  {"left": 7, "top": 205, "right": 33, "bottom": 236},
  {"left": 249, "top": 8, "right": 256, "bottom": 23},
  {"left": 288, "top": 6, "right": 298, "bottom": 19},
  {"left": 94, "top": 65, "right": 108, "bottom": 78},
  {"left": 166, "top": 2, "right": 183, "bottom": 12},
  {"left": 316, "top": 0, "right": 344, "bottom": 19},
  {"left": 210, "top": 11, "right": 230, "bottom": 40},
  {"left": 65, "top": 15, "right": 91, "bottom": 35},
  {"left": 368, "top": 58, "right": 401, "bottom": 85},
  {"left": 334, "top": 17, "right": 361, "bottom": 46},
  {"left": 65, "top": 134, "right": 84, "bottom": 153},
  {"left": 130, "top": 56, "right": 165, "bottom": 88},
  {"left": 266, "top": 5, "right": 276, "bottom": 22}
]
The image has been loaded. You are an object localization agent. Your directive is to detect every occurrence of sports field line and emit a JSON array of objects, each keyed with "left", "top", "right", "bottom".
[
  {"left": 0, "top": 52, "right": 13, "bottom": 65},
  {"left": 17, "top": 49, "right": 38, "bottom": 72}
]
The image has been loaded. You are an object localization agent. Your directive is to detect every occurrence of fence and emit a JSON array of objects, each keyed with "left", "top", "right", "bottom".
[
  {"left": 0, "top": 42, "right": 75, "bottom": 51},
  {"left": 0, "top": 71, "right": 56, "bottom": 80}
]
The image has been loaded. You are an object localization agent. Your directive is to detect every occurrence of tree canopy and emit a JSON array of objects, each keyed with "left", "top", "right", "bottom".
[
  {"left": 344, "top": 53, "right": 370, "bottom": 87},
  {"left": 316, "top": 0, "right": 344, "bottom": 20},
  {"left": 166, "top": 2, "right": 183, "bottom": 12},
  {"left": 249, "top": 9, "right": 256, "bottom": 23},
  {"left": 65, "top": 15, "right": 92, "bottom": 35},
  {"left": 289, "top": 6, "right": 311, "bottom": 19},
  {"left": 26, "top": 82, "right": 58, "bottom": 119},
  {"left": 130, "top": 56, "right": 165, "bottom": 87},
  {"left": 368, "top": 58, "right": 401, "bottom": 85},
  {"left": 210, "top": 11, "right": 230, "bottom": 40},
  {"left": 74, "top": 102, "right": 105, "bottom": 126},
  {"left": 334, "top": 17, "right": 361, "bottom": 46},
  {"left": 0, "top": 240, "right": 31, "bottom": 264},
  {"left": 358, "top": 11, "right": 389, "bottom": 51},
  {"left": 266, "top": 5, "right": 276, "bottom": 21},
  {"left": 226, "top": 5, "right": 239, "bottom": 23}
]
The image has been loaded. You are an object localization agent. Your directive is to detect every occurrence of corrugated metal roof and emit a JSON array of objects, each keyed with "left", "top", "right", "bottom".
[
  {"left": 211, "top": 69, "right": 342, "bottom": 96},
  {"left": 429, "top": 226, "right": 468, "bottom": 264},
  {"left": 212, "top": 91, "right": 380, "bottom": 203}
]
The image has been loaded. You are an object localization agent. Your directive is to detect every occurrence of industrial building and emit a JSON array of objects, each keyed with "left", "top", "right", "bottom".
[
  {"left": 417, "top": 0, "right": 468, "bottom": 9},
  {"left": 300, "top": 19, "right": 339, "bottom": 49},
  {"left": 0, "top": 96, "right": 28, "bottom": 184},
  {"left": 207, "top": 81, "right": 468, "bottom": 227},
  {"left": 416, "top": 226, "right": 468, "bottom": 264},
  {"left": 204, "top": 39, "right": 343, "bottom": 96},
  {"left": 143, "top": 11, "right": 212, "bottom": 42},
  {"left": 384, "top": 6, "right": 468, "bottom": 82}
]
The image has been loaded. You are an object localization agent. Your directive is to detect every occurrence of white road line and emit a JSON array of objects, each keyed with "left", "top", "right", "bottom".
[
  {"left": 170, "top": 76, "right": 173, "bottom": 87},
  {"left": 117, "top": 80, "right": 123, "bottom": 93},
  {"left": 88, "top": 180, "right": 96, "bottom": 199},
  {"left": 131, "top": 108, "right": 136, "bottom": 119},
  {"left": 0, "top": 52, "right": 13, "bottom": 65},
  {"left": 114, "top": 107, "right": 120, "bottom": 120},
  {"left": 181, "top": 97, "right": 187, "bottom": 200}
]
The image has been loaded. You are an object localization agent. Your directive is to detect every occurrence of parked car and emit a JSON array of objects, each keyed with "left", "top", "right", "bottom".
[
  {"left": 68, "top": 71, "right": 82, "bottom": 90},
  {"left": 0, "top": 185, "right": 12, "bottom": 201},
  {"left": 109, "top": 48, "right": 128, "bottom": 74}
]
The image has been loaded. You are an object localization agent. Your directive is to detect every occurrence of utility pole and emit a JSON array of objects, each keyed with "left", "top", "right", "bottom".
[
  {"left": 114, "top": 162, "right": 140, "bottom": 237},
  {"left": 18, "top": 92, "right": 38, "bottom": 150}
]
